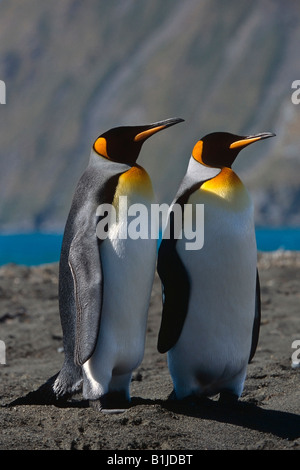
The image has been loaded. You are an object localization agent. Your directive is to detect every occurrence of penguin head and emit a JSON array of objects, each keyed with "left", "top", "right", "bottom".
[
  {"left": 192, "top": 132, "right": 276, "bottom": 168},
  {"left": 93, "top": 118, "right": 184, "bottom": 165}
]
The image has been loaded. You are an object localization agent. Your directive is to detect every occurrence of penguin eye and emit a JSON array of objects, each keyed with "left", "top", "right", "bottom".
[{"left": 94, "top": 137, "right": 109, "bottom": 159}]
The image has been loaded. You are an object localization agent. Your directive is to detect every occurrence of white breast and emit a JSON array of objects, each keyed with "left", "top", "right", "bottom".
[
  {"left": 83, "top": 168, "right": 157, "bottom": 399},
  {"left": 168, "top": 173, "right": 257, "bottom": 398}
]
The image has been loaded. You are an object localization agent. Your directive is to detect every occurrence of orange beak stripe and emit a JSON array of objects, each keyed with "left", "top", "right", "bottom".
[
  {"left": 229, "top": 136, "right": 262, "bottom": 149},
  {"left": 134, "top": 125, "right": 167, "bottom": 142}
]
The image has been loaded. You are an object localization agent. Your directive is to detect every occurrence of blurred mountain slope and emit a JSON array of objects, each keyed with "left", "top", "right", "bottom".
[{"left": 0, "top": 0, "right": 300, "bottom": 231}]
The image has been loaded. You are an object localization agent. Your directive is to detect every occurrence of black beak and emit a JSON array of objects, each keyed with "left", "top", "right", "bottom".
[
  {"left": 134, "top": 118, "right": 184, "bottom": 142},
  {"left": 230, "top": 132, "right": 276, "bottom": 150}
]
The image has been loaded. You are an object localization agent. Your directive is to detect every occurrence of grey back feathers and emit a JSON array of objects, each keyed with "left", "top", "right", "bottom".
[{"left": 59, "top": 152, "right": 130, "bottom": 366}]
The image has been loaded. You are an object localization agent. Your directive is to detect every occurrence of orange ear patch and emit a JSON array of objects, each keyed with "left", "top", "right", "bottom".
[
  {"left": 94, "top": 137, "right": 109, "bottom": 158},
  {"left": 192, "top": 140, "right": 204, "bottom": 164}
]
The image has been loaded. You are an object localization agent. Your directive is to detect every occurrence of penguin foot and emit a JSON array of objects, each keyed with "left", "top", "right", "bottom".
[
  {"left": 89, "top": 391, "right": 130, "bottom": 414},
  {"left": 166, "top": 390, "right": 211, "bottom": 410},
  {"left": 218, "top": 390, "right": 239, "bottom": 406},
  {"left": 167, "top": 389, "right": 177, "bottom": 401},
  {"left": 181, "top": 394, "right": 211, "bottom": 408}
]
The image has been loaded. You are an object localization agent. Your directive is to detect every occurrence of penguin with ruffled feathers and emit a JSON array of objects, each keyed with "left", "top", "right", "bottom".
[
  {"left": 39, "top": 117, "right": 184, "bottom": 412},
  {"left": 158, "top": 131, "right": 275, "bottom": 403}
]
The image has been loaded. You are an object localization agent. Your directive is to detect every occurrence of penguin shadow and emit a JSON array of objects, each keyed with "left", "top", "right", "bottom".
[
  {"left": 4, "top": 390, "right": 300, "bottom": 442},
  {"left": 3, "top": 389, "right": 90, "bottom": 409},
  {"left": 157, "top": 395, "right": 300, "bottom": 442}
]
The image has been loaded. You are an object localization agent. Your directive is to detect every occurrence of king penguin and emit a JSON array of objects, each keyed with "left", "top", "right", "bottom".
[
  {"left": 43, "top": 117, "right": 184, "bottom": 412},
  {"left": 157, "top": 131, "right": 275, "bottom": 403}
]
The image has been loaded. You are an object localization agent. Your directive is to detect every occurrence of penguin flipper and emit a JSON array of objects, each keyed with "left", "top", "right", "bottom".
[
  {"left": 157, "top": 222, "right": 190, "bottom": 354},
  {"left": 249, "top": 270, "right": 261, "bottom": 363},
  {"left": 68, "top": 229, "right": 103, "bottom": 366},
  {"left": 157, "top": 165, "right": 220, "bottom": 354}
]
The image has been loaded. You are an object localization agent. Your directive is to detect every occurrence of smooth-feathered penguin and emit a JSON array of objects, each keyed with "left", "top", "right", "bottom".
[
  {"left": 157, "top": 131, "right": 275, "bottom": 403},
  {"left": 40, "top": 118, "right": 184, "bottom": 412}
]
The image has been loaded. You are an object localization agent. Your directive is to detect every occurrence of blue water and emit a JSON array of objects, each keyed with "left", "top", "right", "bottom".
[
  {"left": 0, "top": 233, "right": 63, "bottom": 266},
  {"left": 0, "top": 228, "right": 299, "bottom": 266}
]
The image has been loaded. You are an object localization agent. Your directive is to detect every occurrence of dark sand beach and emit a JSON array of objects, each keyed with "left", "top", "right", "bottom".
[{"left": 0, "top": 251, "right": 299, "bottom": 451}]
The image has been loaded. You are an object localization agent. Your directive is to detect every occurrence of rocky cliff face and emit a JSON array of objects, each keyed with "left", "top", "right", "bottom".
[{"left": 0, "top": 0, "right": 299, "bottom": 231}]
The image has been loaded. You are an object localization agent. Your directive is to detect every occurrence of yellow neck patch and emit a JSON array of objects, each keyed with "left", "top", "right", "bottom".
[
  {"left": 113, "top": 165, "right": 153, "bottom": 205},
  {"left": 191, "top": 140, "right": 248, "bottom": 204},
  {"left": 201, "top": 167, "right": 245, "bottom": 202}
]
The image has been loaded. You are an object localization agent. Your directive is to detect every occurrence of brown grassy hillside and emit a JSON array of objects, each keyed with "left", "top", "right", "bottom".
[{"left": 0, "top": 0, "right": 300, "bottom": 230}]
